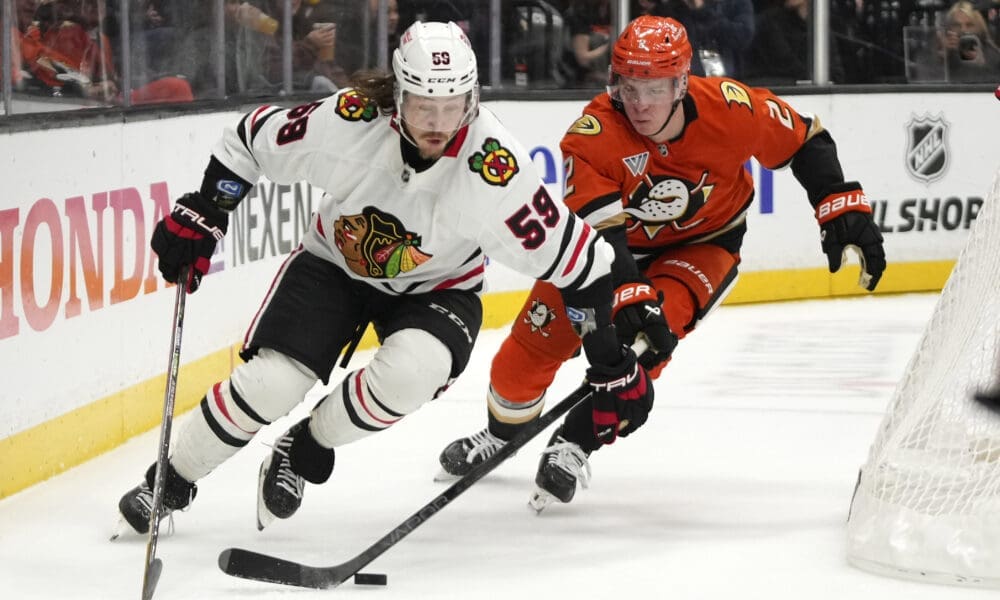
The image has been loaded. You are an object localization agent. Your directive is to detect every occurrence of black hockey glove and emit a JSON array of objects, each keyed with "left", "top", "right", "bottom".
[
  {"left": 151, "top": 192, "right": 229, "bottom": 292},
  {"left": 588, "top": 348, "right": 653, "bottom": 445},
  {"left": 815, "top": 183, "right": 886, "bottom": 292},
  {"left": 612, "top": 280, "right": 678, "bottom": 373}
]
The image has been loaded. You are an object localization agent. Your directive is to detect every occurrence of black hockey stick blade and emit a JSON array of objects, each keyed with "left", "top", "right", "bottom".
[
  {"left": 218, "top": 384, "right": 596, "bottom": 589},
  {"left": 974, "top": 389, "right": 1000, "bottom": 414},
  {"left": 141, "top": 558, "right": 163, "bottom": 600},
  {"left": 218, "top": 548, "right": 350, "bottom": 589},
  {"left": 218, "top": 340, "right": 648, "bottom": 589}
]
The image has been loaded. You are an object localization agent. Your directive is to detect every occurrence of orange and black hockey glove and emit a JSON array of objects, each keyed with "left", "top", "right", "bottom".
[
  {"left": 815, "top": 182, "right": 886, "bottom": 292},
  {"left": 612, "top": 279, "right": 677, "bottom": 375}
]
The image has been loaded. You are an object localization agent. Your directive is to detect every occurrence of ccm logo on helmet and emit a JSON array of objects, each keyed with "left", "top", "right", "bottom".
[{"left": 427, "top": 77, "right": 458, "bottom": 83}]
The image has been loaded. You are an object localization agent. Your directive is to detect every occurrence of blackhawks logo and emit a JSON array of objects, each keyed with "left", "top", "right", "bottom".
[
  {"left": 333, "top": 207, "right": 432, "bottom": 278},
  {"left": 468, "top": 138, "right": 518, "bottom": 186},
  {"left": 336, "top": 90, "right": 378, "bottom": 122}
]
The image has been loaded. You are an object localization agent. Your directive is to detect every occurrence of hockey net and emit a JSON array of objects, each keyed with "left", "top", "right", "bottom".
[{"left": 846, "top": 166, "right": 1000, "bottom": 588}]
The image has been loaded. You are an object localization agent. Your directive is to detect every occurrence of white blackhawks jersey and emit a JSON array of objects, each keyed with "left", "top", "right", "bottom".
[{"left": 211, "top": 88, "right": 610, "bottom": 296}]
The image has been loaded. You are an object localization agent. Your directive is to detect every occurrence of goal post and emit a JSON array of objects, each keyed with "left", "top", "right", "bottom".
[{"left": 846, "top": 166, "right": 1000, "bottom": 588}]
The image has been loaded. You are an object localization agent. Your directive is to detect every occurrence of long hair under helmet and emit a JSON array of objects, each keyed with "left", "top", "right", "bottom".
[
  {"left": 608, "top": 16, "right": 692, "bottom": 132},
  {"left": 392, "top": 21, "right": 480, "bottom": 145}
]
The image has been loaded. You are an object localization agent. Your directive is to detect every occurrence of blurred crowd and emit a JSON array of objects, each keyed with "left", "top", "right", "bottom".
[
  {"left": 2, "top": 0, "right": 998, "bottom": 110},
  {"left": 547, "top": 0, "right": 1000, "bottom": 86}
]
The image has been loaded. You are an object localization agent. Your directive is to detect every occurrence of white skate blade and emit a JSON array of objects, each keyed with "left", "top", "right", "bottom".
[
  {"left": 256, "top": 461, "right": 277, "bottom": 532},
  {"left": 110, "top": 512, "right": 137, "bottom": 541},
  {"left": 256, "top": 506, "right": 276, "bottom": 532},
  {"left": 528, "top": 487, "right": 556, "bottom": 514},
  {"left": 110, "top": 510, "right": 174, "bottom": 541},
  {"left": 433, "top": 468, "right": 461, "bottom": 483}
]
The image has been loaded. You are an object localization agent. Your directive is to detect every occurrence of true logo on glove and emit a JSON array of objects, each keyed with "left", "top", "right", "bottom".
[
  {"left": 173, "top": 205, "right": 226, "bottom": 241},
  {"left": 589, "top": 362, "right": 639, "bottom": 392}
]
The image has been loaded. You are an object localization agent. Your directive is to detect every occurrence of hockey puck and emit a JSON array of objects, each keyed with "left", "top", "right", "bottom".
[{"left": 354, "top": 572, "right": 388, "bottom": 586}]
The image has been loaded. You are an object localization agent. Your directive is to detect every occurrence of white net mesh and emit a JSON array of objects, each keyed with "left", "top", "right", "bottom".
[{"left": 846, "top": 166, "right": 1000, "bottom": 588}]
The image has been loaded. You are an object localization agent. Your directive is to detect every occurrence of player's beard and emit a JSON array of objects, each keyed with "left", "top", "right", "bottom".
[{"left": 411, "top": 128, "right": 456, "bottom": 160}]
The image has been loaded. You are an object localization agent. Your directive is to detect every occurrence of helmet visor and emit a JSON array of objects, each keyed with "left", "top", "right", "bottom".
[
  {"left": 399, "top": 90, "right": 477, "bottom": 134},
  {"left": 607, "top": 73, "right": 681, "bottom": 105}
]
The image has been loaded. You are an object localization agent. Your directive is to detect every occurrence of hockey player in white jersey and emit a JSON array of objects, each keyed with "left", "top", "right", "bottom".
[{"left": 113, "top": 21, "right": 654, "bottom": 535}]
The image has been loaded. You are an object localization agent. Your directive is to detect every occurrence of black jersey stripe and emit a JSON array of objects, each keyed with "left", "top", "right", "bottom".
[
  {"left": 538, "top": 214, "right": 580, "bottom": 282},
  {"left": 236, "top": 113, "right": 252, "bottom": 154},
  {"left": 367, "top": 384, "right": 404, "bottom": 418},
  {"left": 248, "top": 107, "right": 281, "bottom": 145},
  {"left": 459, "top": 248, "right": 483, "bottom": 266},
  {"left": 199, "top": 398, "right": 250, "bottom": 448},
  {"left": 565, "top": 240, "right": 598, "bottom": 292},
  {"left": 340, "top": 378, "right": 382, "bottom": 432},
  {"left": 230, "top": 384, "right": 270, "bottom": 426}
]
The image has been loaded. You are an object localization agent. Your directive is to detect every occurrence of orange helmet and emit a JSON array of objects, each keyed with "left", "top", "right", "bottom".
[{"left": 610, "top": 16, "right": 692, "bottom": 79}]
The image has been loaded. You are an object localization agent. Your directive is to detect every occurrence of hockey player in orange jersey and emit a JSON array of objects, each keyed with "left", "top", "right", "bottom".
[{"left": 437, "top": 15, "right": 886, "bottom": 511}]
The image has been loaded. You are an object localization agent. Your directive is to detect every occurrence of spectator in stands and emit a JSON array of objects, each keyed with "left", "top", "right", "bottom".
[
  {"left": 831, "top": 0, "right": 911, "bottom": 84},
  {"left": 367, "top": 0, "right": 400, "bottom": 65},
  {"left": 653, "top": 0, "right": 754, "bottom": 78},
  {"left": 20, "top": 0, "right": 193, "bottom": 103},
  {"left": 942, "top": 0, "right": 1000, "bottom": 82},
  {"left": 133, "top": 1, "right": 185, "bottom": 83},
  {"left": 253, "top": 0, "right": 345, "bottom": 92},
  {"left": 633, "top": 0, "right": 661, "bottom": 15},
  {"left": 745, "top": 0, "right": 846, "bottom": 84},
  {"left": 4, "top": 0, "right": 39, "bottom": 85},
  {"left": 560, "top": 0, "right": 612, "bottom": 87}
]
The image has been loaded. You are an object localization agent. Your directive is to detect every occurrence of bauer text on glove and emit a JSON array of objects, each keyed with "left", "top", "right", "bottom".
[
  {"left": 815, "top": 183, "right": 886, "bottom": 292},
  {"left": 612, "top": 280, "right": 678, "bottom": 372}
]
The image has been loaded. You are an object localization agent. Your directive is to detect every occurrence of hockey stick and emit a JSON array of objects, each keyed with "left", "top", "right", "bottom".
[
  {"left": 218, "top": 339, "right": 647, "bottom": 590},
  {"left": 974, "top": 389, "right": 1000, "bottom": 414},
  {"left": 141, "top": 266, "right": 191, "bottom": 600}
]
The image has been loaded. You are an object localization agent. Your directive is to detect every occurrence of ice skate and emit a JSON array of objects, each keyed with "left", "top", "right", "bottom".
[
  {"left": 528, "top": 427, "right": 591, "bottom": 514},
  {"left": 435, "top": 427, "right": 507, "bottom": 481},
  {"left": 257, "top": 420, "right": 308, "bottom": 531},
  {"left": 111, "top": 463, "right": 196, "bottom": 540}
]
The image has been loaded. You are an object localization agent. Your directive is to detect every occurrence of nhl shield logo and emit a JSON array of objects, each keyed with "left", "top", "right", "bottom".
[{"left": 904, "top": 114, "right": 949, "bottom": 183}]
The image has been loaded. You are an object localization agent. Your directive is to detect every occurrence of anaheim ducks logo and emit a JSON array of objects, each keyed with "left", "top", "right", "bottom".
[
  {"left": 625, "top": 171, "right": 715, "bottom": 239},
  {"left": 468, "top": 138, "right": 518, "bottom": 186},
  {"left": 333, "top": 207, "right": 432, "bottom": 278},
  {"left": 720, "top": 81, "right": 752, "bottom": 111},
  {"left": 567, "top": 114, "right": 601, "bottom": 135},
  {"left": 336, "top": 90, "right": 378, "bottom": 122},
  {"left": 524, "top": 299, "right": 557, "bottom": 337}
]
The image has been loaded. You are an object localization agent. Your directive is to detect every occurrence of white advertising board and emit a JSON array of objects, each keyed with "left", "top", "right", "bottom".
[{"left": 0, "top": 91, "right": 996, "bottom": 492}]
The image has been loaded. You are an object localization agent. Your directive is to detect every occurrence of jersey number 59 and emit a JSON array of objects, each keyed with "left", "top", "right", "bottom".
[
  {"left": 505, "top": 186, "right": 561, "bottom": 250},
  {"left": 276, "top": 101, "right": 323, "bottom": 145}
]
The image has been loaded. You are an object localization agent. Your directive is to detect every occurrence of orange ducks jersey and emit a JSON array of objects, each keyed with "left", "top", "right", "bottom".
[{"left": 561, "top": 75, "right": 826, "bottom": 255}]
